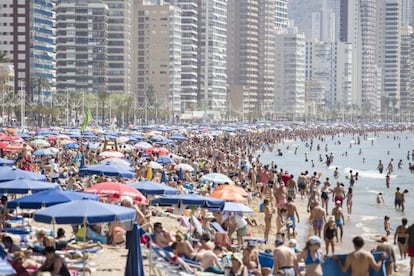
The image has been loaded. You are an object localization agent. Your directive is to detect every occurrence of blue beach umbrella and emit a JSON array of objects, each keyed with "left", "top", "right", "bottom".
[
  {"left": 156, "top": 156, "right": 173, "bottom": 164},
  {"left": 64, "top": 143, "right": 79, "bottom": 149},
  {"left": 0, "top": 166, "right": 47, "bottom": 182},
  {"left": 0, "top": 179, "right": 58, "bottom": 194},
  {"left": 222, "top": 202, "right": 253, "bottom": 213},
  {"left": 130, "top": 180, "right": 178, "bottom": 195},
  {"left": 151, "top": 194, "right": 224, "bottom": 209},
  {"left": 0, "top": 158, "right": 15, "bottom": 166},
  {"left": 8, "top": 189, "right": 99, "bottom": 209},
  {"left": 33, "top": 199, "right": 136, "bottom": 224},
  {"left": 125, "top": 223, "right": 145, "bottom": 276},
  {"left": 33, "top": 148, "right": 54, "bottom": 156},
  {"left": 170, "top": 133, "right": 188, "bottom": 141},
  {"left": 79, "top": 162, "right": 135, "bottom": 178}
]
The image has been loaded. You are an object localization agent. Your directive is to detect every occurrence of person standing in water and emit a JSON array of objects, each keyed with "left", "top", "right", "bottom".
[
  {"left": 345, "top": 187, "right": 353, "bottom": 216},
  {"left": 394, "top": 218, "right": 408, "bottom": 260},
  {"left": 332, "top": 201, "right": 345, "bottom": 242},
  {"left": 386, "top": 174, "right": 391, "bottom": 189},
  {"left": 377, "top": 160, "right": 384, "bottom": 174}
]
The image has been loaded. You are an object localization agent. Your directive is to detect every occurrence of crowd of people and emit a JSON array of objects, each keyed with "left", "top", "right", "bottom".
[{"left": 0, "top": 124, "right": 413, "bottom": 275}]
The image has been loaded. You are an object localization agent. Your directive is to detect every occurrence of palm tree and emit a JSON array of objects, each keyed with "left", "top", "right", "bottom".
[
  {"left": 31, "top": 76, "right": 50, "bottom": 103},
  {"left": 0, "top": 52, "right": 9, "bottom": 63}
]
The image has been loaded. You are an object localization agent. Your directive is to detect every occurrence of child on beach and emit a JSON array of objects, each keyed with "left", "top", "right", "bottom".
[
  {"left": 384, "top": 216, "right": 391, "bottom": 237},
  {"left": 376, "top": 193, "right": 384, "bottom": 204}
]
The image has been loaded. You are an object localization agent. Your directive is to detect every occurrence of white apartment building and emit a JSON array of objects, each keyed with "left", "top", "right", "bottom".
[
  {"left": 166, "top": 0, "right": 198, "bottom": 111},
  {"left": 136, "top": 1, "right": 182, "bottom": 114},
  {"left": 274, "top": 29, "right": 306, "bottom": 120},
  {"left": 400, "top": 26, "right": 413, "bottom": 116},
  {"left": 198, "top": 0, "right": 227, "bottom": 112},
  {"left": 377, "top": 0, "right": 400, "bottom": 112},
  {"left": 275, "top": 0, "right": 289, "bottom": 29},
  {"left": 103, "top": 0, "right": 133, "bottom": 95}
]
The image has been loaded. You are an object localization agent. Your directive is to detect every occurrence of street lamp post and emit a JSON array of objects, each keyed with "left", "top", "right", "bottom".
[{"left": 19, "top": 80, "right": 25, "bottom": 128}]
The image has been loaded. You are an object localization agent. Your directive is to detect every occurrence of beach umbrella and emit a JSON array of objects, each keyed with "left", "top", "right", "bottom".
[
  {"left": 33, "top": 199, "right": 136, "bottom": 224},
  {"left": 156, "top": 156, "right": 174, "bottom": 164},
  {"left": 148, "top": 161, "right": 163, "bottom": 170},
  {"left": 209, "top": 190, "right": 246, "bottom": 203},
  {"left": 99, "top": 151, "right": 124, "bottom": 159},
  {"left": 0, "top": 166, "right": 47, "bottom": 182},
  {"left": 214, "top": 185, "right": 248, "bottom": 196},
  {"left": 174, "top": 163, "right": 193, "bottom": 172},
  {"left": 0, "top": 158, "right": 15, "bottom": 166},
  {"left": 0, "top": 179, "right": 58, "bottom": 194},
  {"left": 201, "top": 173, "right": 234, "bottom": 184},
  {"left": 146, "top": 147, "right": 169, "bottom": 156},
  {"left": 64, "top": 143, "right": 79, "bottom": 149},
  {"left": 33, "top": 148, "right": 54, "bottom": 156},
  {"left": 169, "top": 133, "right": 187, "bottom": 141},
  {"left": 79, "top": 162, "right": 135, "bottom": 178},
  {"left": 151, "top": 194, "right": 224, "bottom": 209},
  {"left": 4, "top": 143, "right": 32, "bottom": 153},
  {"left": 134, "top": 141, "right": 153, "bottom": 150},
  {"left": 84, "top": 182, "right": 147, "bottom": 204},
  {"left": 8, "top": 189, "right": 99, "bottom": 209},
  {"left": 125, "top": 223, "right": 145, "bottom": 276},
  {"left": 222, "top": 202, "right": 253, "bottom": 213},
  {"left": 100, "top": 158, "right": 131, "bottom": 167},
  {"left": 130, "top": 180, "right": 178, "bottom": 195},
  {"left": 30, "top": 139, "right": 50, "bottom": 148},
  {"left": 178, "top": 168, "right": 184, "bottom": 181},
  {"left": 1, "top": 135, "right": 23, "bottom": 142}
]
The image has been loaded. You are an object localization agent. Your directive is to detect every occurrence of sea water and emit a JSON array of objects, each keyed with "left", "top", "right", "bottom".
[{"left": 258, "top": 131, "right": 413, "bottom": 244}]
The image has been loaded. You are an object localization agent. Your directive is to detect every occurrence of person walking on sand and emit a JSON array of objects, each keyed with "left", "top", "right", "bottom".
[
  {"left": 332, "top": 201, "right": 345, "bottom": 242},
  {"left": 394, "top": 218, "right": 408, "bottom": 260},
  {"left": 332, "top": 182, "right": 345, "bottom": 207},
  {"left": 263, "top": 199, "right": 273, "bottom": 242},
  {"left": 333, "top": 236, "right": 384, "bottom": 275},
  {"left": 323, "top": 216, "right": 337, "bottom": 255},
  {"left": 407, "top": 222, "right": 414, "bottom": 276},
  {"left": 286, "top": 197, "right": 300, "bottom": 239},
  {"left": 310, "top": 201, "right": 325, "bottom": 238}
]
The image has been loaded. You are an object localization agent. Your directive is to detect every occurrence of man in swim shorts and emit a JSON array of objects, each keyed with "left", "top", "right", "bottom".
[
  {"left": 273, "top": 238, "right": 298, "bottom": 275},
  {"left": 310, "top": 201, "right": 326, "bottom": 237},
  {"left": 332, "top": 182, "right": 345, "bottom": 207},
  {"left": 332, "top": 201, "right": 345, "bottom": 242},
  {"left": 407, "top": 221, "right": 414, "bottom": 276},
  {"left": 286, "top": 197, "right": 300, "bottom": 239}
]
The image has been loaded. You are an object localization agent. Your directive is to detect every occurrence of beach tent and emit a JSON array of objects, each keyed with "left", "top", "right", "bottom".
[
  {"left": 33, "top": 199, "right": 136, "bottom": 225},
  {"left": 0, "top": 166, "right": 47, "bottom": 182},
  {"left": 201, "top": 173, "right": 234, "bottom": 184},
  {"left": 129, "top": 180, "right": 178, "bottom": 195},
  {"left": 8, "top": 190, "right": 98, "bottom": 209},
  {"left": 79, "top": 162, "right": 135, "bottom": 178},
  {"left": 0, "top": 179, "right": 57, "bottom": 194},
  {"left": 151, "top": 194, "right": 224, "bottom": 209},
  {"left": 124, "top": 223, "right": 145, "bottom": 276}
]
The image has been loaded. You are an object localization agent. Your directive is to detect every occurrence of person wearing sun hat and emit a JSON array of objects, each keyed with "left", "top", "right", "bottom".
[
  {"left": 297, "top": 236, "right": 323, "bottom": 276},
  {"left": 227, "top": 254, "right": 248, "bottom": 276}
]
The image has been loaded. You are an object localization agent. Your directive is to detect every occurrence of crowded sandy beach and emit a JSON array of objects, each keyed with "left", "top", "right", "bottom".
[{"left": 0, "top": 122, "right": 413, "bottom": 276}]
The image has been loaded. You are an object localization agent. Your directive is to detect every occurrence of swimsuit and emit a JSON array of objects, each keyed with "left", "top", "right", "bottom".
[
  {"left": 287, "top": 216, "right": 296, "bottom": 229},
  {"left": 321, "top": 192, "right": 329, "bottom": 200},
  {"left": 325, "top": 226, "right": 336, "bottom": 240},
  {"left": 313, "top": 218, "right": 324, "bottom": 230},
  {"left": 397, "top": 237, "right": 406, "bottom": 244},
  {"left": 277, "top": 266, "right": 295, "bottom": 276},
  {"left": 304, "top": 249, "right": 321, "bottom": 265},
  {"left": 335, "top": 219, "right": 343, "bottom": 227}
]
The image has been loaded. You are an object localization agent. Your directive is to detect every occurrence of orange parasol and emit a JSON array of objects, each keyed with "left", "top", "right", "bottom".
[
  {"left": 214, "top": 185, "right": 248, "bottom": 196},
  {"left": 209, "top": 189, "right": 246, "bottom": 203}
]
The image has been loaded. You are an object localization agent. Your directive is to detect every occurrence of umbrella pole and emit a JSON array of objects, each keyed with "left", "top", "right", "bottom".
[{"left": 83, "top": 222, "right": 87, "bottom": 276}]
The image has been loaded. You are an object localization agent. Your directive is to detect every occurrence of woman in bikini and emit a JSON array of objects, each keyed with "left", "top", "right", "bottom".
[
  {"left": 394, "top": 218, "right": 408, "bottom": 259},
  {"left": 263, "top": 199, "right": 273, "bottom": 241},
  {"left": 297, "top": 236, "right": 323, "bottom": 276},
  {"left": 345, "top": 187, "right": 353, "bottom": 216}
]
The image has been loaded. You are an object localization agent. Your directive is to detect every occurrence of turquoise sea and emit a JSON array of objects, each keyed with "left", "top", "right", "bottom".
[{"left": 258, "top": 131, "right": 413, "bottom": 248}]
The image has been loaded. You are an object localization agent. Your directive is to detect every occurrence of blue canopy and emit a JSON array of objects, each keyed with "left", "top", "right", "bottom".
[
  {"left": 151, "top": 194, "right": 224, "bottom": 209},
  {"left": 0, "top": 158, "right": 15, "bottom": 166},
  {"left": 130, "top": 181, "right": 178, "bottom": 195},
  {"left": 64, "top": 143, "right": 79, "bottom": 149},
  {"left": 0, "top": 179, "right": 58, "bottom": 194},
  {"left": 79, "top": 162, "right": 135, "bottom": 178},
  {"left": 33, "top": 148, "right": 54, "bottom": 156},
  {"left": 125, "top": 223, "right": 145, "bottom": 276},
  {"left": 34, "top": 200, "right": 136, "bottom": 224},
  {"left": 0, "top": 167, "right": 47, "bottom": 183},
  {"left": 8, "top": 189, "right": 99, "bottom": 209}
]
